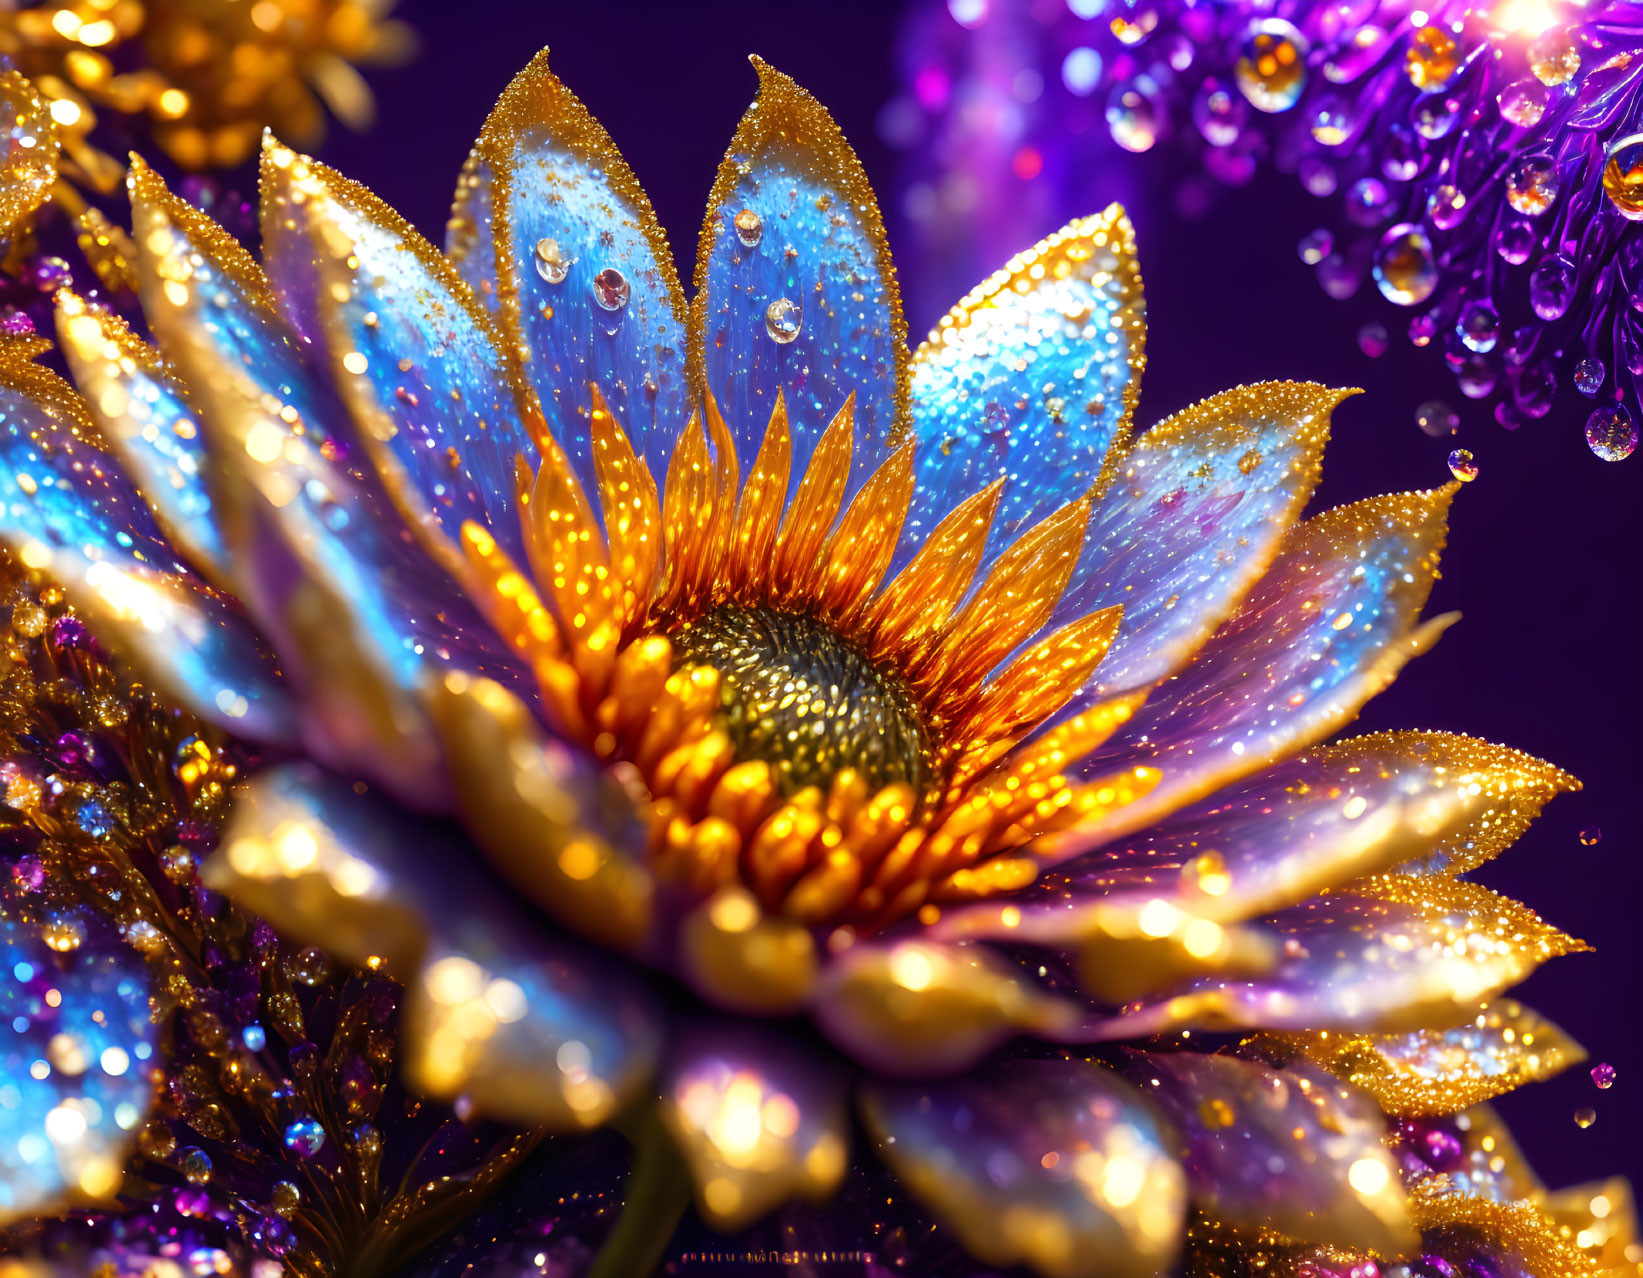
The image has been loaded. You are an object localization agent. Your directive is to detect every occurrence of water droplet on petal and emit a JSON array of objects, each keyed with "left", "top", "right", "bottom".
[
  {"left": 1591, "top": 1062, "right": 1616, "bottom": 1088},
  {"left": 1495, "top": 219, "right": 1536, "bottom": 264},
  {"left": 1236, "top": 19, "right": 1309, "bottom": 112},
  {"left": 1602, "top": 134, "right": 1643, "bottom": 220},
  {"left": 1374, "top": 223, "right": 1437, "bottom": 305},
  {"left": 283, "top": 1118, "right": 326, "bottom": 1157},
  {"left": 1529, "top": 29, "right": 1580, "bottom": 86},
  {"left": 1106, "top": 77, "right": 1162, "bottom": 151},
  {"left": 1412, "top": 94, "right": 1461, "bottom": 139},
  {"left": 1457, "top": 303, "right": 1499, "bottom": 353},
  {"left": 1585, "top": 404, "right": 1638, "bottom": 460},
  {"left": 1528, "top": 254, "right": 1577, "bottom": 320},
  {"left": 1405, "top": 25, "right": 1459, "bottom": 92},
  {"left": 1579, "top": 827, "right": 1603, "bottom": 846},
  {"left": 733, "top": 208, "right": 763, "bottom": 248},
  {"left": 533, "top": 238, "right": 572, "bottom": 285},
  {"left": 271, "top": 1181, "right": 301, "bottom": 1217},
  {"left": 1574, "top": 1106, "right": 1597, "bottom": 1128},
  {"left": 1498, "top": 77, "right": 1548, "bottom": 128},
  {"left": 1575, "top": 358, "right": 1606, "bottom": 396},
  {"left": 1192, "top": 78, "right": 1247, "bottom": 146},
  {"left": 592, "top": 267, "right": 630, "bottom": 312},
  {"left": 181, "top": 1147, "right": 213, "bottom": 1184},
  {"left": 1447, "top": 448, "right": 1478, "bottom": 482},
  {"left": 765, "top": 297, "right": 802, "bottom": 344},
  {"left": 1505, "top": 156, "right": 1560, "bottom": 216},
  {"left": 1415, "top": 399, "right": 1458, "bottom": 437},
  {"left": 1428, "top": 184, "right": 1467, "bottom": 230}
]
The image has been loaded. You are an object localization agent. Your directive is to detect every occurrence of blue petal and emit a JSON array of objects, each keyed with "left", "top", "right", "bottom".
[
  {"left": 259, "top": 140, "right": 537, "bottom": 570},
  {"left": 446, "top": 151, "right": 502, "bottom": 321},
  {"left": 902, "top": 208, "right": 1142, "bottom": 571},
  {"left": 467, "top": 49, "right": 690, "bottom": 492},
  {"left": 0, "top": 913, "right": 155, "bottom": 1224},
  {"left": 0, "top": 358, "right": 294, "bottom": 742},
  {"left": 693, "top": 60, "right": 908, "bottom": 501}
]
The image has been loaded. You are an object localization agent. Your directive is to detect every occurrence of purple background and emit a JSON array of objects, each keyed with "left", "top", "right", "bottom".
[{"left": 307, "top": 0, "right": 1639, "bottom": 1195}]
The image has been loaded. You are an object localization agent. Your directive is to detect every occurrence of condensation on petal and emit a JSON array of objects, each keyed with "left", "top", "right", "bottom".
[
  {"left": 0, "top": 357, "right": 293, "bottom": 742},
  {"left": 0, "top": 915, "right": 155, "bottom": 1224},
  {"left": 904, "top": 207, "right": 1142, "bottom": 571},
  {"left": 692, "top": 59, "right": 908, "bottom": 501},
  {"left": 940, "top": 732, "right": 1577, "bottom": 945},
  {"left": 205, "top": 764, "right": 660, "bottom": 1130},
  {"left": 1120, "top": 1050, "right": 1416, "bottom": 1256},
  {"left": 860, "top": 1058, "right": 1185, "bottom": 1278},
  {"left": 1090, "top": 876, "right": 1585, "bottom": 1040},
  {"left": 1280, "top": 997, "right": 1585, "bottom": 1116},
  {"left": 0, "top": 70, "right": 59, "bottom": 242},
  {"left": 1067, "top": 486, "right": 1461, "bottom": 847},
  {"left": 658, "top": 1023, "right": 849, "bottom": 1231},
  {"left": 54, "top": 292, "right": 226, "bottom": 582},
  {"left": 1052, "top": 381, "right": 1345, "bottom": 697},
  {"left": 260, "top": 139, "right": 538, "bottom": 572},
  {"left": 809, "top": 938, "right": 1082, "bottom": 1076},
  {"left": 470, "top": 49, "right": 688, "bottom": 488}
]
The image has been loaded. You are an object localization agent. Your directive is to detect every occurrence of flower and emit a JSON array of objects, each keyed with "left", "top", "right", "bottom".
[
  {"left": 884, "top": 0, "right": 1643, "bottom": 459},
  {"left": 0, "top": 46, "right": 1627, "bottom": 1278}
]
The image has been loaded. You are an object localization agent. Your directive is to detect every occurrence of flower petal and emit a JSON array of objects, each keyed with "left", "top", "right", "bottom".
[
  {"left": 53, "top": 291, "right": 226, "bottom": 582},
  {"left": 691, "top": 59, "right": 908, "bottom": 496},
  {"left": 1065, "top": 486, "right": 1460, "bottom": 848},
  {"left": 1278, "top": 997, "right": 1586, "bottom": 1116},
  {"left": 1091, "top": 876, "right": 1586, "bottom": 1039},
  {"left": 205, "top": 763, "right": 660, "bottom": 1129},
  {"left": 658, "top": 1023, "right": 850, "bottom": 1231},
  {"left": 0, "top": 355, "right": 294, "bottom": 742},
  {"left": 809, "top": 938, "right": 1082, "bottom": 1075},
  {"left": 1049, "top": 381, "right": 1344, "bottom": 696},
  {"left": 259, "top": 138, "right": 541, "bottom": 572},
  {"left": 1120, "top": 1050, "right": 1416, "bottom": 1255},
  {"left": 859, "top": 1058, "right": 1185, "bottom": 1278},
  {"left": 468, "top": 48, "right": 689, "bottom": 487},
  {"left": 0, "top": 914, "right": 155, "bottom": 1224},
  {"left": 902, "top": 207, "right": 1142, "bottom": 569},
  {"left": 936, "top": 732, "right": 1576, "bottom": 944}
]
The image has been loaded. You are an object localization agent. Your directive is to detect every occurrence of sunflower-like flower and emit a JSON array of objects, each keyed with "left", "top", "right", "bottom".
[{"left": 0, "top": 47, "right": 1626, "bottom": 1278}]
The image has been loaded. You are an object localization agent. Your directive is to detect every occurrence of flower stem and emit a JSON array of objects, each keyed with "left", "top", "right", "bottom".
[{"left": 588, "top": 1109, "right": 692, "bottom": 1278}]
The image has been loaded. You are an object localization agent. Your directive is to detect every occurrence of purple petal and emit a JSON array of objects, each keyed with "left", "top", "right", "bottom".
[
  {"left": 694, "top": 60, "right": 907, "bottom": 499},
  {"left": 902, "top": 208, "right": 1142, "bottom": 573},
  {"left": 1120, "top": 1050, "right": 1415, "bottom": 1254},
  {"left": 465, "top": 50, "right": 689, "bottom": 490},
  {"left": 1061, "top": 486, "right": 1460, "bottom": 849},
  {"left": 859, "top": 1057, "right": 1185, "bottom": 1278}
]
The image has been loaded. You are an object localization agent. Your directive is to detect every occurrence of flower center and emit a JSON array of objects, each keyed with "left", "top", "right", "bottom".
[{"left": 670, "top": 605, "right": 932, "bottom": 798}]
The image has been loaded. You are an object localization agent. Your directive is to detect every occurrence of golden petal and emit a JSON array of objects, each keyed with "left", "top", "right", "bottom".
[
  {"left": 814, "top": 441, "right": 916, "bottom": 617},
  {"left": 771, "top": 394, "right": 855, "bottom": 604},
  {"left": 728, "top": 389, "right": 792, "bottom": 595},
  {"left": 589, "top": 384, "right": 662, "bottom": 629}
]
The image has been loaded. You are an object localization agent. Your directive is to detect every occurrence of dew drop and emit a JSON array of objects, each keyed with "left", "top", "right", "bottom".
[
  {"left": 1579, "top": 827, "right": 1603, "bottom": 846},
  {"left": 765, "top": 297, "right": 802, "bottom": 344},
  {"left": 733, "top": 208, "right": 763, "bottom": 247},
  {"left": 533, "top": 238, "right": 571, "bottom": 285},
  {"left": 1591, "top": 1062, "right": 1616, "bottom": 1089},
  {"left": 1427, "top": 183, "right": 1466, "bottom": 230},
  {"left": 1415, "top": 399, "right": 1458, "bottom": 437},
  {"left": 1106, "top": 76, "right": 1162, "bottom": 151},
  {"left": 271, "top": 1181, "right": 301, "bottom": 1218},
  {"left": 1494, "top": 219, "right": 1536, "bottom": 265},
  {"left": 1236, "top": 19, "right": 1309, "bottom": 112},
  {"left": 1498, "top": 77, "right": 1547, "bottom": 128},
  {"left": 1405, "top": 25, "right": 1459, "bottom": 92},
  {"left": 1529, "top": 30, "right": 1580, "bottom": 86},
  {"left": 181, "top": 1146, "right": 213, "bottom": 1184},
  {"left": 1505, "top": 156, "right": 1560, "bottom": 216},
  {"left": 1447, "top": 448, "right": 1478, "bottom": 482},
  {"left": 1574, "top": 1106, "right": 1597, "bottom": 1128},
  {"left": 1297, "top": 228, "right": 1333, "bottom": 265},
  {"left": 1456, "top": 303, "right": 1499, "bottom": 353},
  {"left": 283, "top": 1118, "right": 326, "bottom": 1157},
  {"left": 1602, "top": 134, "right": 1643, "bottom": 221},
  {"left": 592, "top": 267, "right": 630, "bottom": 312},
  {"left": 1585, "top": 404, "right": 1638, "bottom": 460},
  {"left": 1373, "top": 223, "right": 1437, "bottom": 305},
  {"left": 1412, "top": 94, "right": 1460, "bottom": 139},
  {"left": 1529, "top": 254, "right": 1576, "bottom": 321},
  {"left": 1574, "top": 358, "right": 1606, "bottom": 396}
]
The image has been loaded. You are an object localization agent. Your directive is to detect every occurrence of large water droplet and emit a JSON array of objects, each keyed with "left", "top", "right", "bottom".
[
  {"left": 1236, "top": 19, "right": 1309, "bottom": 112},
  {"left": 1585, "top": 404, "right": 1638, "bottom": 460},
  {"left": 1345, "top": 177, "right": 1392, "bottom": 226},
  {"left": 1106, "top": 77, "right": 1162, "bottom": 151},
  {"left": 1529, "top": 29, "right": 1580, "bottom": 86},
  {"left": 1373, "top": 223, "right": 1438, "bottom": 305},
  {"left": 1457, "top": 304, "right": 1499, "bottom": 353},
  {"left": 592, "top": 267, "right": 630, "bottom": 312},
  {"left": 1427, "top": 184, "right": 1466, "bottom": 230},
  {"left": 534, "top": 238, "right": 571, "bottom": 284},
  {"left": 1591, "top": 1061, "right": 1616, "bottom": 1087},
  {"left": 1602, "top": 134, "right": 1643, "bottom": 220},
  {"left": 1415, "top": 399, "right": 1457, "bottom": 437},
  {"left": 1574, "top": 357, "right": 1606, "bottom": 396},
  {"left": 1405, "top": 25, "right": 1458, "bottom": 92},
  {"left": 1447, "top": 448, "right": 1478, "bottom": 481},
  {"left": 1411, "top": 94, "right": 1460, "bottom": 139},
  {"left": 1310, "top": 96, "right": 1353, "bottom": 146},
  {"left": 1192, "top": 78, "right": 1247, "bottom": 147},
  {"left": 1505, "top": 156, "right": 1560, "bottom": 216},
  {"left": 733, "top": 209, "right": 763, "bottom": 248},
  {"left": 1494, "top": 219, "right": 1535, "bottom": 264},
  {"left": 1528, "top": 254, "right": 1576, "bottom": 320},
  {"left": 765, "top": 297, "right": 802, "bottom": 344},
  {"left": 1498, "top": 77, "right": 1547, "bottom": 128},
  {"left": 1580, "top": 827, "right": 1604, "bottom": 847},
  {"left": 1573, "top": 1107, "right": 1597, "bottom": 1129},
  {"left": 283, "top": 1117, "right": 326, "bottom": 1157}
]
